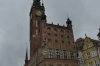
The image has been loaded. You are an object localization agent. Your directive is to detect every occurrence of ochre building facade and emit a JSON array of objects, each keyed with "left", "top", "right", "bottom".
[{"left": 24, "top": 0, "right": 78, "bottom": 66}]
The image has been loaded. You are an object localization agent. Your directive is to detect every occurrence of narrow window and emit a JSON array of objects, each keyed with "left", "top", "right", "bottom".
[
  {"left": 48, "top": 33, "right": 50, "bottom": 36},
  {"left": 48, "top": 39, "right": 51, "bottom": 42},
  {"left": 88, "top": 62, "right": 92, "bottom": 66},
  {"left": 67, "top": 36, "right": 69, "bottom": 38},
  {"left": 63, "top": 50, "right": 67, "bottom": 59},
  {"left": 54, "top": 34, "right": 57, "bottom": 37},
  {"left": 55, "top": 40, "right": 58, "bottom": 43},
  {"left": 87, "top": 52, "right": 91, "bottom": 59},
  {"left": 61, "top": 35, "right": 63, "bottom": 37},
  {"left": 70, "top": 51, "right": 74, "bottom": 59},
  {"left": 95, "top": 60, "right": 100, "bottom": 66},
  {"left": 68, "top": 41, "right": 70, "bottom": 44},
  {"left": 56, "top": 49, "right": 60, "bottom": 59},
  {"left": 62, "top": 40, "right": 64, "bottom": 44},
  {"left": 48, "top": 48, "right": 53, "bottom": 58}
]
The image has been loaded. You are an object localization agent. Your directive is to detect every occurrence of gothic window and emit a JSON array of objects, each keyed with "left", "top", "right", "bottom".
[
  {"left": 86, "top": 52, "right": 91, "bottom": 59},
  {"left": 70, "top": 51, "right": 74, "bottom": 59},
  {"left": 56, "top": 49, "right": 60, "bottom": 59},
  {"left": 95, "top": 60, "right": 100, "bottom": 66},
  {"left": 48, "top": 48, "right": 53, "bottom": 58},
  {"left": 63, "top": 50, "right": 67, "bottom": 59},
  {"left": 88, "top": 62, "right": 92, "bottom": 66}
]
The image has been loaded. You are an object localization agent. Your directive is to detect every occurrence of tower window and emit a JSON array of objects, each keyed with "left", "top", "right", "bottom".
[
  {"left": 55, "top": 40, "right": 58, "bottom": 43},
  {"left": 48, "top": 39, "right": 51, "bottom": 42},
  {"left": 61, "top": 35, "right": 64, "bottom": 37},
  {"left": 56, "top": 49, "right": 60, "bottom": 59},
  {"left": 70, "top": 51, "right": 74, "bottom": 59},
  {"left": 62, "top": 40, "right": 64, "bottom": 43},
  {"left": 63, "top": 50, "right": 67, "bottom": 59},
  {"left": 48, "top": 33, "right": 50, "bottom": 36},
  {"left": 67, "top": 36, "right": 69, "bottom": 38},
  {"left": 48, "top": 48, "right": 53, "bottom": 58},
  {"left": 54, "top": 34, "right": 57, "bottom": 37},
  {"left": 68, "top": 41, "right": 70, "bottom": 44}
]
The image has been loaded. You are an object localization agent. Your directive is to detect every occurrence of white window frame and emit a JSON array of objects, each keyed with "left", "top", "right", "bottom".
[
  {"left": 88, "top": 62, "right": 92, "bottom": 66},
  {"left": 95, "top": 60, "right": 100, "bottom": 66}
]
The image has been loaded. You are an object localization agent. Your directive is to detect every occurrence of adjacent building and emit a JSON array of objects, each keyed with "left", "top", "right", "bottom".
[
  {"left": 75, "top": 38, "right": 85, "bottom": 66},
  {"left": 24, "top": 0, "right": 78, "bottom": 66},
  {"left": 82, "top": 34, "right": 100, "bottom": 66}
]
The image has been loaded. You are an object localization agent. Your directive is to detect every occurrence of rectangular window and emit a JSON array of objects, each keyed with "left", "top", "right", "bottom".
[
  {"left": 48, "top": 49, "right": 53, "bottom": 58},
  {"left": 55, "top": 40, "right": 58, "bottom": 43},
  {"left": 86, "top": 45, "right": 89, "bottom": 49},
  {"left": 54, "top": 34, "right": 57, "bottom": 37},
  {"left": 88, "top": 62, "right": 92, "bottom": 66},
  {"left": 56, "top": 49, "right": 60, "bottom": 59},
  {"left": 70, "top": 51, "right": 74, "bottom": 59},
  {"left": 62, "top": 40, "right": 64, "bottom": 44},
  {"left": 95, "top": 60, "right": 100, "bottom": 66},
  {"left": 87, "top": 52, "right": 91, "bottom": 59},
  {"left": 48, "top": 33, "right": 50, "bottom": 36},
  {"left": 48, "top": 39, "right": 51, "bottom": 42},
  {"left": 63, "top": 50, "right": 67, "bottom": 59},
  {"left": 36, "top": 20, "right": 38, "bottom": 27},
  {"left": 61, "top": 35, "right": 63, "bottom": 37},
  {"left": 92, "top": 50, "right": 97, "bottom": 57}
]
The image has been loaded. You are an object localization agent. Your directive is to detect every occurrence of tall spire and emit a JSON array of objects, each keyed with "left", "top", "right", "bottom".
[{"left": 25, "top": 43, "right": 28, "bottom": 61}]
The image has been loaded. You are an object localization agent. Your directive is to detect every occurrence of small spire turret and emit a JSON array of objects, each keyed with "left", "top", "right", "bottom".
[{"left": 41, "top": 11, "right": 46, "bottom": 21}]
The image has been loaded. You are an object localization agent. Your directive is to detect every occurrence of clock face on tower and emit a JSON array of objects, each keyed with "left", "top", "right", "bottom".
[{"left": 36, "top": 10, "right": 42, "bottom": 16}]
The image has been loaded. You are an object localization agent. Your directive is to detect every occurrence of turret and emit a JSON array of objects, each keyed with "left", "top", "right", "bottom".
[
  {"left": 25, "top": 47, "right": 28, "bottom": 65},
  {"left": 66, "top": 18, "right": 72, "bottom": 31},
  {"left": 41, "top": 11, "right": 47, "bottom": 21},
  {"left": 97, "top": 28, "right": 100, "bottom": 41}
]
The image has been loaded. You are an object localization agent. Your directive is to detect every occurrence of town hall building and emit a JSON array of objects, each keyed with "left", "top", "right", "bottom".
[{"left": 24, "top": 0, "right": 78, "bottom": 66}]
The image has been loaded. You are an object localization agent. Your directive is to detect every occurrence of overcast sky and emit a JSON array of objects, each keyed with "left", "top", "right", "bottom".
[{"left": 0, "top": 0, "right": 100, "bottom": 66}]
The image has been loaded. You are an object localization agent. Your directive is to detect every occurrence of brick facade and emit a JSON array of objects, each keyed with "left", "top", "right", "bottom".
[{"left": 24, "top": 0, "right": 78, "bottom": 66}]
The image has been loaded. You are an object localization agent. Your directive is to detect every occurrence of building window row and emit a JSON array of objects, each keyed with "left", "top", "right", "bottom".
[
  {"left": 48, "top": 39, "right": 70, "bottom": 44},
  {"left": 88, "top": 60, "right": 100, "bottom": 66},
  {"left": 48, "top": 49, "right": 75, "bottom": 59},
  {"left": 47, "top": 33, "right": 70, "bottom": 38}
]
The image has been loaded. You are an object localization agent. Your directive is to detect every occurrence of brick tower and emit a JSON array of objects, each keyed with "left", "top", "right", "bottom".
[{"left": 24, "top": 0, "right": 78, "bottom": 66}]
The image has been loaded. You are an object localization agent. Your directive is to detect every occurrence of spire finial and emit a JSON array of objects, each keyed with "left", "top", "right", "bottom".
[
  {"left": 67, "top": 12, "right": 69, "bottom": 18},
  {"left": 25, "top": 43, "right": 28, "bottom": 61},
  {"left": 42, "top": 0, "right": 44, "bottom": 6},
  {"left": 85, "top": 34, "right": 87, "bottom": 37},
  {"left": 99, "top": 25, "right": 100, "bottom": 32}
]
